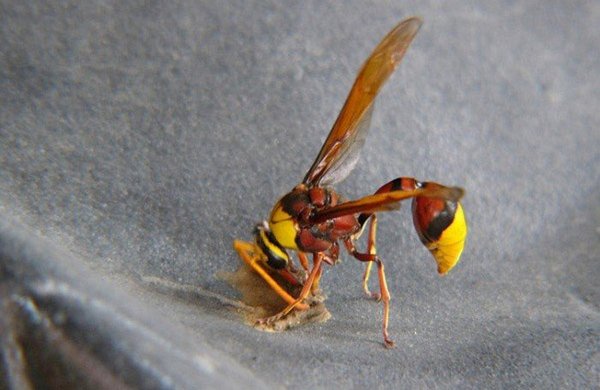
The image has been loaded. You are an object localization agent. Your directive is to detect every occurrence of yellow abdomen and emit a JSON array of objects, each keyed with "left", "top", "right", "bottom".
[{"left": 427, "top": 203, "right": 467, "bottom": 274}]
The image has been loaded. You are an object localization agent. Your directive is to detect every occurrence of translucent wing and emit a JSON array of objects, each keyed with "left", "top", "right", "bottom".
[
  {"left": 303, "top": 17, "right": 423, "bottom": 186},
  {"left": 315, "top": 105, "right": 373, "bottom": 186}
]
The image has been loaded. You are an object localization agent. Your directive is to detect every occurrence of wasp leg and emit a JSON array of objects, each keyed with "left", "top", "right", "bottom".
[
  {"left": 311, "top": 266, "right": 323, "bottom": 296},
  {"left": 344, "top": 231, "right": 394, "bottom": 348},
  {"left": 294, "top": 251, "right": 317, "bottom": 293},
  {"left": 361, "top": 215, "right": 380, "bottom": 300},
  {"left": 298, "top": 251, "right": 310, "bottom": 271},
  {"left": 233, "top": 240, "right": 309, "bottom": 310},
  {"left": 258, "top": 253, "right": 324, "bottom": 325}
]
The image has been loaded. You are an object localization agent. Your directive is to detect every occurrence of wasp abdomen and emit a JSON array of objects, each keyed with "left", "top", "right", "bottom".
[
  {"left": 412, "top": 197, "right": 456, "bottom": 244},
  {"left": 412, "top": 197, "right": 467, "bottom": 274}
]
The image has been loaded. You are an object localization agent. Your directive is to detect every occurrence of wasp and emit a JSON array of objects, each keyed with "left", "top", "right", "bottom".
[{"left": 233, "top": 17, "right": 467, "bottom": 348}]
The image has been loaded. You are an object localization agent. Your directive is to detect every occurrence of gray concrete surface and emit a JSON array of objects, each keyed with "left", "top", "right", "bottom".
[{"left": 1, "top": 0, "right": 598, "bottom": 388}]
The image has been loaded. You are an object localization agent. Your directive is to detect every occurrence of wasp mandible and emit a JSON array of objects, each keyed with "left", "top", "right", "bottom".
[{"left": 233, "top": 17, "right": 467, "bottom": 348}]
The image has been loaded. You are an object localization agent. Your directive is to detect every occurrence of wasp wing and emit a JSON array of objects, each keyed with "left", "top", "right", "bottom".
[
  {"left": 303, "top": 17, "right": 423, "bottom": 186},
  {"left": 311, "top": 185, "right": 464, "bottom": 224},
  {"left": 314, "top": 104, "right": 373, "bottom": 186}
]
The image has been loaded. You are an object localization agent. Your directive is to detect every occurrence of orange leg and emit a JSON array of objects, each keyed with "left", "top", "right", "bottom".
[
  {"left": 344, "top": 216, "right": 394, "bottom": 348},
  {"left": 297, "top": 251, "right": 310, "bottom": 271},
  {"left": 259, "top": 253, "right": 324, "bottom": 324},
  {"left": 361, "top": 216, "right": 380, "bottom": 300},
  {"left": 298, "top": 251, "right": 322, "bottom": 294},
  {"left": 233, "top": 240, "right": 309, "bottom": 310},
  {"left": 311, "top": 265, "right": 323, "bottom": 295}
]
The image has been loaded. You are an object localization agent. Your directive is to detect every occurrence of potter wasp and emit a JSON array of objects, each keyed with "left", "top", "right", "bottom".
[{"left": 233, "top": 17, "right": 467, "bottom": 348}]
